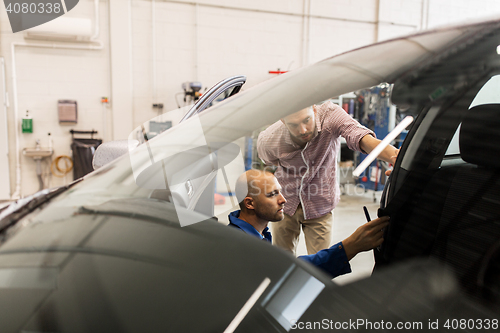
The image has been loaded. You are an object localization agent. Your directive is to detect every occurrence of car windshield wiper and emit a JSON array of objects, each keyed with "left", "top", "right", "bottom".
[
  {"left": 0, "top": 179, "right": 83, "bottom": 233},
  {"left": 77, "top": 197, "right": 210, "bottom": 229}
]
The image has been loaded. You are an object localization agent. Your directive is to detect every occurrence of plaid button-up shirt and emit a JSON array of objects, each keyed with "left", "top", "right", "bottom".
[{"left": 257, "top": 101, "right": 374, "bottom": 219}]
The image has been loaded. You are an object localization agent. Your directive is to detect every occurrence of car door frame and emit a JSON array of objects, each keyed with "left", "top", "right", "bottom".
[{"left": 180, "top": 75, "right": 246, "bottom": 122}]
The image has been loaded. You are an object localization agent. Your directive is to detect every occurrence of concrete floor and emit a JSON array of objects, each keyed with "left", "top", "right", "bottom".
[{"left": 216, "top": 183, "right": 382, "bottom": 286}]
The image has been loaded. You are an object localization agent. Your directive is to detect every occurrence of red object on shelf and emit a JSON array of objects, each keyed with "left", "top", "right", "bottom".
[
  {"left": 269, "top": 70, "right": 288, "bottom": 75},
  {"left": 342, "top": 103, "right": 349, "bottom": 113},
  {"left": 361, "top": 176, "right": 368, "bottom": 182},
  {"left": 214, "top": 193, "right": 226, "bottom": 205}
]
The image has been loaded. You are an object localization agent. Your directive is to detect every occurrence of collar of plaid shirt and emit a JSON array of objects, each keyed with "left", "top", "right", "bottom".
[{"left": 257, "top": 102, "right": 373, "bottom": 219}]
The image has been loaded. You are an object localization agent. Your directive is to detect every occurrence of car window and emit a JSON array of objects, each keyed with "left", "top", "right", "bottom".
[
  {"left": 260, "top": 265, "right": 325, "bottom": 331},
  {"left": 180, "top": 75, "right": 246, "bottom": 122},
  {"left": 394, "top": 69, "right": 500, "bottom": 197},
  {"left": 380, "top": 37, "right": 500, "bottom": 307},
  {"left": 469, "top": 74, "right": 500, "bottom": 108},
  {"left": 205, "top": 85, "right": 240, "bottom": 109},
  {"left": 443, "top": 124, "right": 460, "bottom": 156},
  {"left": 444, "top": 74, "right": 500, "bottom": 157}
]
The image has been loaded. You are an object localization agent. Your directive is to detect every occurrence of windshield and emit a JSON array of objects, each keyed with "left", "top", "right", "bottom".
[{"left": 3, "top": 19, "right": 500, "bottom": 333}]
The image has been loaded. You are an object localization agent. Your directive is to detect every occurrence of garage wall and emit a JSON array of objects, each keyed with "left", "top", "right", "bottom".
[
  {"left": 2, "top": 0, "right": 500, "bottom": 197},
  {"left": 1, "top": 0, "right": 110, "bottom": 197},
  {"left": 130, "top": 0, "right": 306, "bottom": 129},
  {"left": 428, "top": 0, "right": 500, "bottom": 28},
  {"left": 128, "top": 0, "right": 428, "bottom": 128}
]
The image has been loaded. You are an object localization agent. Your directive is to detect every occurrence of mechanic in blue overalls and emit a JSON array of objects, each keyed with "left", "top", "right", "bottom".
[{"left": 228, "top": 169, "right": 389, "bottom": 278}]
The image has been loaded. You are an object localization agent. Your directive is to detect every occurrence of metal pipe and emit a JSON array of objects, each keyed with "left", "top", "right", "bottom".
[
  {"left": 102, "top": 101, "right": 107, "bottom": 142},
  {"left": 36, "top": 159, "right": 43, "bottom": 191},
  {"left": 375, "top": 0, "right": 380, "bottom": 42},
  {"left": 1, "top": 58, "right": 11, "bottom": 198},
  {"left": 306, "top": 0, "right": 311, "bottom": 65},
  {"left": 159, "top": 0, "right": 418, "bottom": 28},
  {"left": 91, "top": 0, "right": 100, "bottom": 41},
  {"left": 421, "top": 0, "right": 429, "bottom": 30},
  {"left": 10, "top": 44, "right": 21, "bottom": 200},
  {"left": 152, "top": 0, "right": 157, "bottom": 113},
  {"left": 128, "top": 0, "right": 134, "bottom": 135},
  {"left": 301, "top": 0, "right": 310, "bottom": 67},
  {"left": 195, "top": 3, "right": 199, "bottom": 81}
]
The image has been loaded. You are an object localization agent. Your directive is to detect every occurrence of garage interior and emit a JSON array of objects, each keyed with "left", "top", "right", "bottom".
[{"left": 1, "top": 0, "right": 500, "bottom": 285}]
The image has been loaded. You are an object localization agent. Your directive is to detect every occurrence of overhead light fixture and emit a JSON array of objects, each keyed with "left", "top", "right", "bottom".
[{"left": 497, "top": 45, "right": 500, "bottom": 55}]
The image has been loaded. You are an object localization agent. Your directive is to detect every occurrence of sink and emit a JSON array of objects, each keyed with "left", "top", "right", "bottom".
[
  {"left": 23, "top": 147, "right": 53, "bottom": 159},
  {"left": 23, "top": 143, "right": 54, "bottom": 191}
]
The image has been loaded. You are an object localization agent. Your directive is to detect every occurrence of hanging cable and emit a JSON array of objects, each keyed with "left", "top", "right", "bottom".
[{"left": 51, "top": 155, "right": 73, "bottom": 178}]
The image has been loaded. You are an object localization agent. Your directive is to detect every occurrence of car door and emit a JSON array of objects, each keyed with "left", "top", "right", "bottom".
[
  {"left": 180, "top": 75, "right": 246, "bottom": 122},
  {"left": 374, "top": 23, "right": 500, "bottom": 310}
]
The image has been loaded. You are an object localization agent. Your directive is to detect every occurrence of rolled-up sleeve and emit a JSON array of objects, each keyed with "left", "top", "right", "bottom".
[
  {"left": 325, "top": 103, "right": 374, "bottom": 153},
  {"left": 298, "top": 241, "right": 352, "bottom": 278}
]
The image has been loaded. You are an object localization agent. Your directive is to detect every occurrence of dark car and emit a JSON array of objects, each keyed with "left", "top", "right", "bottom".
[
  {"left": 375, "top": 19, "right": 500, "bottom": 314},
  {"left": 1, "top": 18, "right": 500, "bottom": 332}
]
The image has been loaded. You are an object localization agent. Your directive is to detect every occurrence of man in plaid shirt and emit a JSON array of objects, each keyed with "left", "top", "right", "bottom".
[{"left": 257, "top": 101, "right": 398, "bottom": 255}]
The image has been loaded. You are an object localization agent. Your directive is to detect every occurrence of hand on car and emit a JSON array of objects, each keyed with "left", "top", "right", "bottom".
[
  {"left": 385, "top": 148, "right": 400, "bottom": 176},
  {"left": 342, "top": 216, "right": 390, "bottom": 260}
]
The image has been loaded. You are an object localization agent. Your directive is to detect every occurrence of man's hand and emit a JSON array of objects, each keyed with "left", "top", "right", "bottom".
[
  {"left": 385, "top": 148, "right": 399, "bottom": 176},
  {"left": 342, "top": 216, "right": 390, "bottom": 260}
]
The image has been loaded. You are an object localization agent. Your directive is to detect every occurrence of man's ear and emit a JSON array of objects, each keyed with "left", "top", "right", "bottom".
[{"left": 243, "top": 197, "right": 255, "bottom": 210}]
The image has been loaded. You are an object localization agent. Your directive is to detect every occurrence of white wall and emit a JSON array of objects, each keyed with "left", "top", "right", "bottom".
[
  {"left": 0, "top": 58, "right": 9, "bottom": 200},
  {"left": 2, "top": 0, "right": 500, "bottom": 197},
  {"left": 1, "top": 0, "right": 110, "bottom": 197},
  {"left": 427, "top": 0, "right": 500, "bottom": 28}
]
